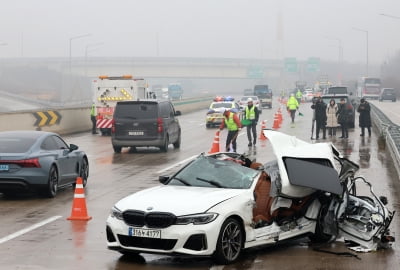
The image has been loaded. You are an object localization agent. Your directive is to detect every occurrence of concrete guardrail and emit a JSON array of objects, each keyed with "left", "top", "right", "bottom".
[
  {"left": 370, "top": 103, "right": 400, "bottom": 178},
  {"left": 0, "top": 96, "right": 213, "bottom": 135}
]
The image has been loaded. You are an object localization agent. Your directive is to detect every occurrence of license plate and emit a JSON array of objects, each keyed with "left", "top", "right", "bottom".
[
  {"left": 0, "top": 164, "right": 9, "bottom": 171},
  {"left": 128, "top": 227, "right": 161, "bottom": 238},
  {"left": 128, "top": 131, "right": 144, "bottom": 136}
]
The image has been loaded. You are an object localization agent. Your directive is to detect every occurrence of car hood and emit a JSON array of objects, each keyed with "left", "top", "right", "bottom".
[
  {"left": 263, "top": 130, "right": 342, "bottom": 195},
  {"left": 115, "top": 185, "right": 246, "bottom": 215}
]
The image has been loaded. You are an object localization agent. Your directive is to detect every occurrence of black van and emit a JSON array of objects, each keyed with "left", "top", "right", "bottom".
[{"left": 111, "top": 100, "right": 181, "bottom": 153}]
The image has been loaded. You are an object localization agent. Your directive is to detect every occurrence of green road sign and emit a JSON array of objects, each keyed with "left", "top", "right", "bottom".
[
  {"left": 307, "top": 57, "right": 320, "bottom": 72},
  {"left": 284, "top": 57, "right": 298, "bottom": 72},
  {"left": 247, "top": 66, "right": 265, "bottom": 78}
]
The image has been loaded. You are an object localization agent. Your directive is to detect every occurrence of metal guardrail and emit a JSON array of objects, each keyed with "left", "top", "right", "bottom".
[{"left": 370, "top": 103, "right": 400, "bottom": 177}]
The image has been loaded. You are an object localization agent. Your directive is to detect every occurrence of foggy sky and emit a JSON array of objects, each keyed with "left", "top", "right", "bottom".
[{"left": 1, "top": 0, "right": 399, "bottom": 65}]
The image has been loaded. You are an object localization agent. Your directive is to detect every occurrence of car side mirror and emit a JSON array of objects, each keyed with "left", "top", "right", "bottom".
[
  {"left": 159, "top": 175, "right": 170, "bottom": 184},
  {"left": 69, "top": 144, "right": 79, "bottom": 152},
  {"left": 175, "top": 110, "right": 182, "bottom": 116}
]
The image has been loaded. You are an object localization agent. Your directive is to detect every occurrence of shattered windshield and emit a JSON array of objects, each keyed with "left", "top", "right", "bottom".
[{"left": 168, "top": 155, "right": 258, "bottom": 189}]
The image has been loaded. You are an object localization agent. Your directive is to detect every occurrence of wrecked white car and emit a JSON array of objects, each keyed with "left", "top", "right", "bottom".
[{"left": 106, "top": 130, "right": 394, "bottom": 264}]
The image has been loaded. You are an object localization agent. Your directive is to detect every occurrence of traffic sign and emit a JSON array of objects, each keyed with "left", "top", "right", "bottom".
[
  {"left": 247, "top": 66, "right": 265, "bottom": 78},
  {"left": 284, "top": 58, "right": 298, "bottom": 72},
  {"left": 307, "top": 57, "right": 320, "bottom": 72}
]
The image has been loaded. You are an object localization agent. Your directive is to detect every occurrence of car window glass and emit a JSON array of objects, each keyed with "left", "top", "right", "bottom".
[
  {"left": 0, "top": 137, "right": 36, "bottom": 153},
  {"left": 115, "top": 103, "right": 158, "bottom": 119},
  {"left": 41, "top": 136, "right": 58, "bottom": 150},
  {"left": 160, "top": 103, "right": 169, "bottom": 118},
  {"left": 169, "top": 155, "right": 258, "bottom": 189},
  {"left": 53, "top": 136, "right": 69, "bottom": 149},
  {"left": 211, "top": 102, "right": 233, "bottom": 109}
]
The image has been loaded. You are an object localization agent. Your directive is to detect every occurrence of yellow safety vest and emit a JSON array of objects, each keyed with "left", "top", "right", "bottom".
[
  {"left": 90, "top": 104, "right": 96, "bottom": 116},
  {"left": 245, "top": 106, "right": 255, "bottom": 120},
  {"left": 224, "top": 113, "right": 238, "bottom": 131}
]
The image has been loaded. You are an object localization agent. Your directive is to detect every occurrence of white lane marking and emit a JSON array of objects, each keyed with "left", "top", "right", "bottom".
[
  {"left": 0, "top": 215, "right": 62, "bottom": 244},
  {"left": 156, "top": 155, "right": 197, "bottom": 174}
]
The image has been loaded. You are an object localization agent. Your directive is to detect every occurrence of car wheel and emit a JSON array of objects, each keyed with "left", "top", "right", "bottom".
[
  {"left": 42, "top": 165, "right": 59, "bottom": 198},
  {"left": 80, "top": 158, "right": 89, "bottom": 187},
  {"left": 113, "top": 145, "right": 122, "bottom": 153},
  {"left": 214, "top": 218, "right": 243, "bottom": 265},
  {"left": 173, "top": 132, "right": 181, "bottom": 149},
  {"left": 160, "top": 135, "right": 169, "bottom": 152},
  {"left": 206, "top": 123, "right": 211, "bottom": 128}
]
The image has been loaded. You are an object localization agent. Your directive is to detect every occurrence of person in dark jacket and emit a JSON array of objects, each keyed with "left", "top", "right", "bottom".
[
  {"left": 311, "top": 97, "right": 327, "bottom": 139},
  {"left": 357, "top": 98, "right": 371, "bottom": 137},
  {"left": 336, "top": 98, "right": 350, "bottom": 138},
  {"left": 244, "top": 97, "right": 260, "bottom": 146}
]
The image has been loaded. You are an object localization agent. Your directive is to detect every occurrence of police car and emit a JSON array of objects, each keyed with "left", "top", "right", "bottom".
[{"left": 205, "top": 96, "right": 241, "bottom": 128}]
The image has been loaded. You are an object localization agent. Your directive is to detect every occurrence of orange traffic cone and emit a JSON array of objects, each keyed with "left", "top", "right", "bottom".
[
  {"left": 277, "top": 109, "right": 283, "bottom": 124},
  {"left": 67, "top": 177, "right": 92, "bottom": 221},
  {"left": 259, "top": 120, "right": 267, "bottom": 140},
  {"left": 208, "top": 130, "right": 220, "bottom": 153},
  {"left": 272, "top": 113, "right": 280, "bottom": 129}
]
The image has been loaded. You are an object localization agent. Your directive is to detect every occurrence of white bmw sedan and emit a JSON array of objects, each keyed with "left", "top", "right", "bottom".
[{"left": 106, "top": 152, "right": 260, "bottom": 264}]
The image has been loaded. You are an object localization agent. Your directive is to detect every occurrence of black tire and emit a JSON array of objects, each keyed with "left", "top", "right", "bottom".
[
  {"left": 206, "top": 123, "right": 211, "bottom": 128},
  {"left": 80, "top": 158, "right": 89, "bottom": 187},
  {"left": 113, "top": 145, "right": 122, "bottom": 153},
  {"left": 42, "top": 165, "right": 59, "bottom": 198},
  {"left": 214, "top": 218, "right": 243, "bottom": 265},
  {"left": 160, "top": 135, "right": 169, "bottom": 152},
  {"left": 173, "top": 132, "right": 181, "bottom": 149}
]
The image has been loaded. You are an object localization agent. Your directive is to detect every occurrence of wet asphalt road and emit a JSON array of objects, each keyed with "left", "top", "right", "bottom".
[{"left": 0, "top": 99, "right": 399, "bottom": 270}]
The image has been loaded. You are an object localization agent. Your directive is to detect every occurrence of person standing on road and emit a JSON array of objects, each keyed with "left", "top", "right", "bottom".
[
  {"left": 90, "top": 103, "right": 98, "bottom": 134},
  {"left": 326, "top": 98, "right": 339, "bottom": 137},
  {"left": 357, "top": 98, "right": 372, "bottom": 137},
  {"left": 295, "top": 89, "right": 303, "bottom": 104},
  {"left": 336, "top": 98, "right": 350, "bottom": 138},
  {"left": 311, "top": 97, "right": 327, "bottom": 139},
  {"left": 286, "top": 94, "right": 299, "bottom": 123},
  {"left": 220, "top": 109, "right": 242, "bottom": 152},
  {"left": 244, "top": 97, "right": 260, "bottom": 147}
]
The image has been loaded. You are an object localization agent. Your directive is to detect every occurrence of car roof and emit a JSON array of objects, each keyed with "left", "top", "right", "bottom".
[{"left": 0, "top": 130, "right": 55, "bottom": 139}]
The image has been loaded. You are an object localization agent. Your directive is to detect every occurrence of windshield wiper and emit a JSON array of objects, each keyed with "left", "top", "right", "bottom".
[
  {"left": 172, "top": 177, "right": 191, "bottom": 186},
  {"left": 196, "top": 177, "right": 223, "bottom": 188}
]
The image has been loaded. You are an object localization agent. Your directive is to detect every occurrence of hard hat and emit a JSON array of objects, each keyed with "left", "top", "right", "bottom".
[
  {"left": 290, "top": 93, "right": 294, "bottom": 97},
  {"left": 247, "top": 97, "right": 253, "bottom": 102}
]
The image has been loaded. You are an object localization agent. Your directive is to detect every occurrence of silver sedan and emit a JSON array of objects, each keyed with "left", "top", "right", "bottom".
[{"left": 0, "top": 130, "right": 89, "bottom": 197}]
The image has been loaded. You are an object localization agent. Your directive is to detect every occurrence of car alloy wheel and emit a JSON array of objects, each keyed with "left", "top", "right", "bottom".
[
  {"left": 80, "top": 158, "right": 89, "bottom": 187},
  {"left": 214, "top": 218, "right": 243, "bottom": 264},
  {"left": 43, "top": 165, "right": 58, "bottom": 198}
]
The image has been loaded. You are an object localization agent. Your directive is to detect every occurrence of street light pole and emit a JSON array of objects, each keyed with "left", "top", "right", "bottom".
[
  {"left": 69, "top": 33, "right": 91, "bottom": 71},
  {"left": 352, "top": 27, "right": 369, "bottom": 76},
  {"left": 324, "top": 36, "right": 343, "bottom": 84},
  {"left": 85, "top": 43, "right": 104, "bottom": 77}
]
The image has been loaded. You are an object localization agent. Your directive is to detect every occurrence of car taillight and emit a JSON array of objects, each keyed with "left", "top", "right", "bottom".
[
  {"left": 347, "top": 104, "right": 353, "bottom": 110},
  {"left": 111, "top": 118, "right": 116, "bottom": 133},
  {"left": 157, "top": 117, "right": 163, "bottom": 133},
  {"left": 0, "top": 158, "right": 41, "bottom": 168}
]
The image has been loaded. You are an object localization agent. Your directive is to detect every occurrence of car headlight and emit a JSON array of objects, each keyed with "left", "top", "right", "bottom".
[
  {"left": 110, "top": 206, "right": 123, "bottom": 220},
  {"left": 175, "top": 213, "right": 218, "bottom": 225}
]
